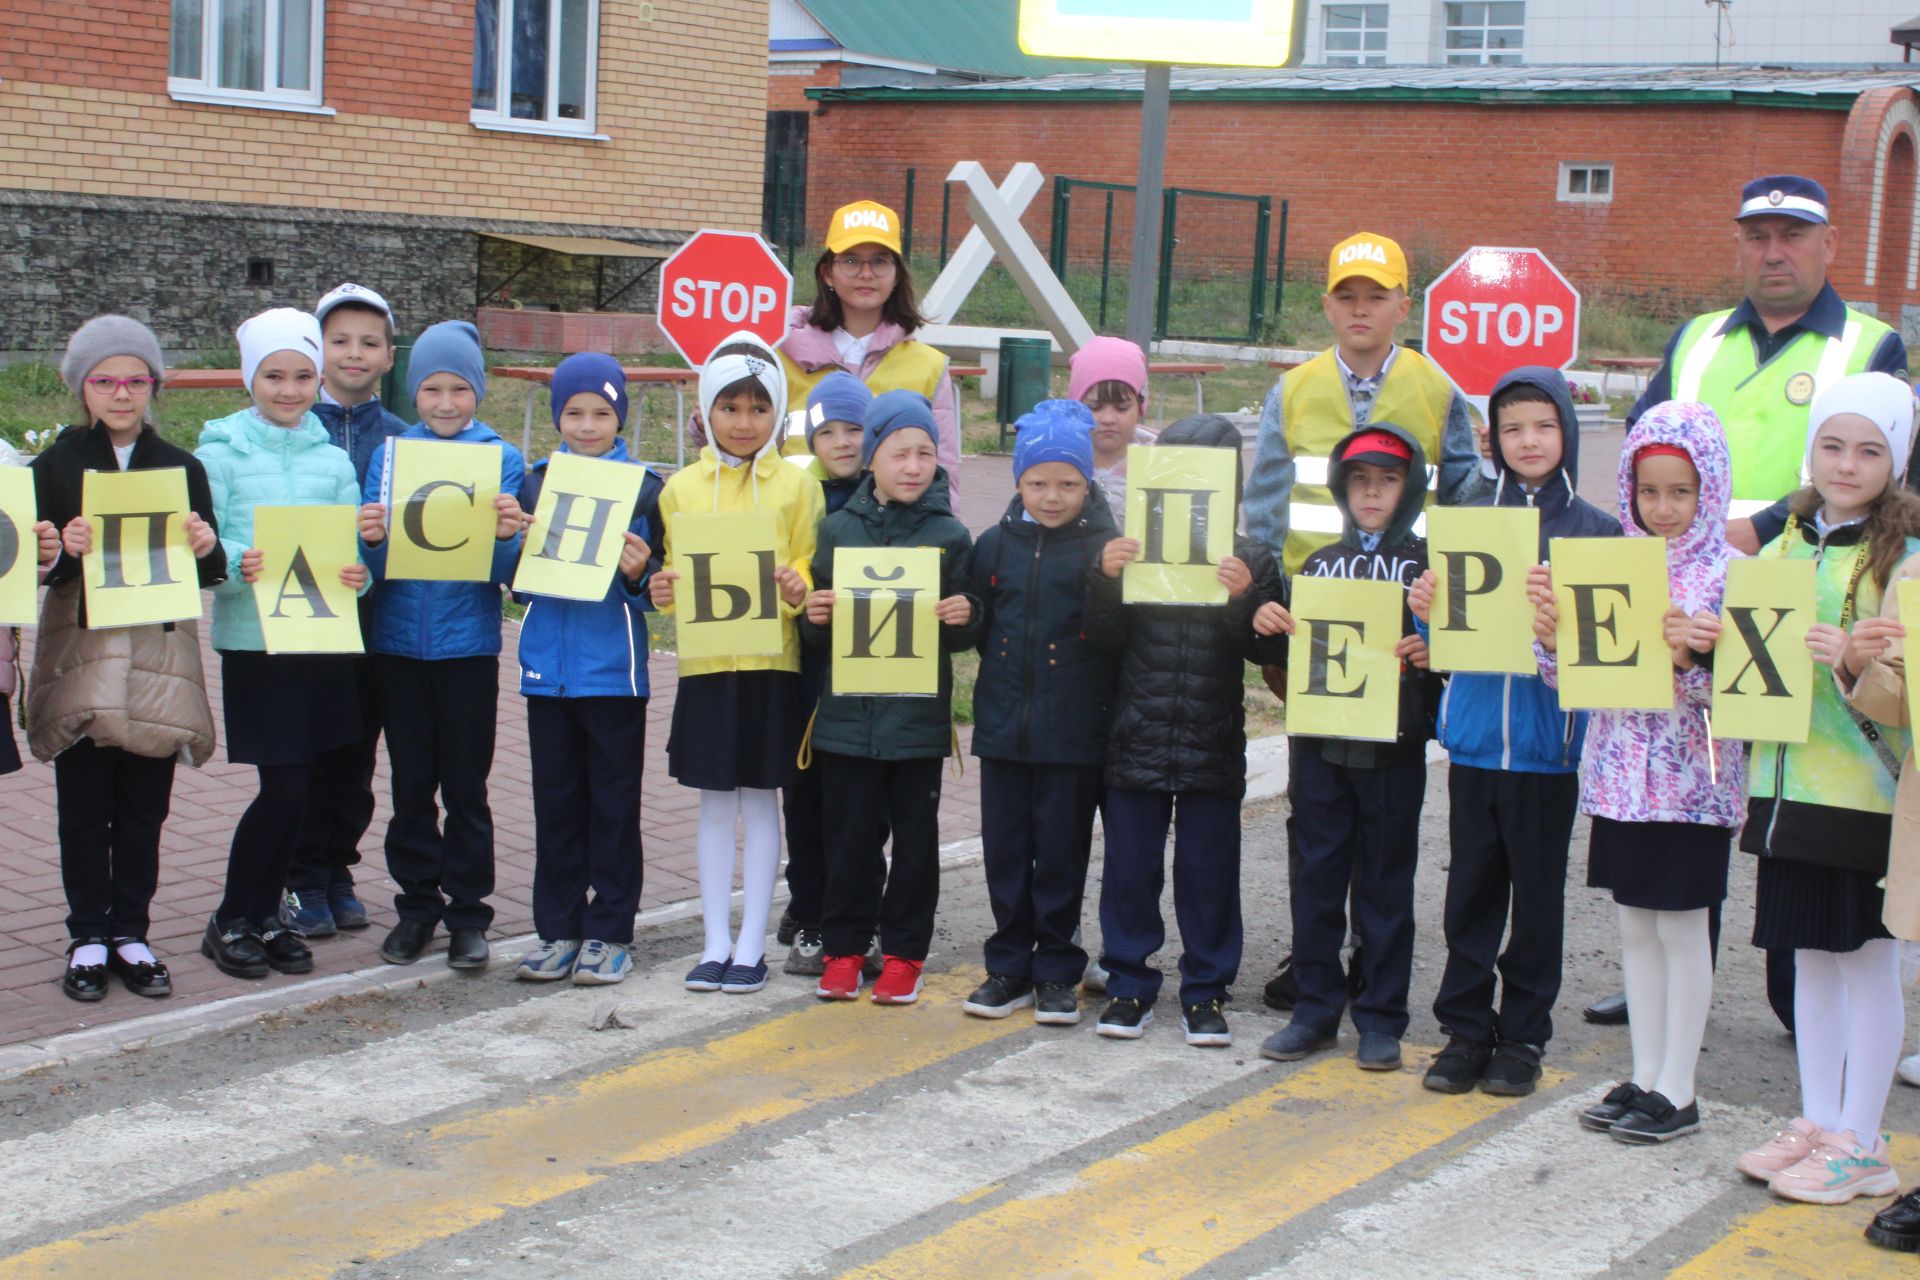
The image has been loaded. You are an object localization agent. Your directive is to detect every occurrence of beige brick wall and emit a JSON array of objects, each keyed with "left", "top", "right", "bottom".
[{"left": 0, "top": 0, "right": 768, "bottom": 234}]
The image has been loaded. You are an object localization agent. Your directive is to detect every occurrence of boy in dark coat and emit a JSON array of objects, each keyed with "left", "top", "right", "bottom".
[
  {"left": 1262, "top": 422, "right": 1441, "bottom": 1072},
  {"left": 963, "top": 400, "right": 1117, "bottom": 1027},
  {"left": 1088, "top": 414, "right": 1286, "bottom": 1048}
]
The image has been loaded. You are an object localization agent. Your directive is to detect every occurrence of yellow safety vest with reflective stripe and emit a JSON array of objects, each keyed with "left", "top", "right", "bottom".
[
  {"left": 1278, "top": 348, "right": 1454, "bottom": 575},
  {"left": 1670, "top": 307, "right": 1892, "bottom": 517},
  {"left": 777, "top": 340, "right": 950, "bottom": 456}
]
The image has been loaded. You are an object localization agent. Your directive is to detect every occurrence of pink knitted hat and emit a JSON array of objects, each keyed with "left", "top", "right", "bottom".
[{"left": 1067, "top": 336, "right": 1149, "bottom": 405}]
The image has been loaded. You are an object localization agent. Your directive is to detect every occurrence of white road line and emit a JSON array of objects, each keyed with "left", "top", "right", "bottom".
[
  {"left": 1254, "top": 1087, "right": 1784, "bottom": 1280},
  {"left": 412, "top": 1024, "right": 1270, "bottom": 1278},
  {"left": 0, "top": 954, "right": 791, "bottom": 1247}
]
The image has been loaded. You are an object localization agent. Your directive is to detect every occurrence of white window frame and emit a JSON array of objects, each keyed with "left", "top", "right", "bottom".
[
  {"left": 1443, "top": 1, "right": 1524, "bottom": 66},
  {"left": 168, "top": 0, "right": 332, "bottom": 115},
  {"left": 471, "top": 0, "right": 604, "bottom": 140},
  {"left": 1321, "top": 3, "right": 1388, "bottom": 67},
  {"left": 1559, "top": 162, "right": 1614, "bottom": 204}
]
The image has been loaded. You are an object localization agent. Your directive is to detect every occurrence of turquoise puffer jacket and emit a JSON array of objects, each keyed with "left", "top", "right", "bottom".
[{"left": 196, "top": 408, "right": 363, "bottom": 652}]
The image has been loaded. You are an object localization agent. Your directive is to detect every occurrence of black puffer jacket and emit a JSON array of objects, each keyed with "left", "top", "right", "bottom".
[
  {"left": 1088, "top": 415, "right": 1285, "bottom": 797},
  {"left": 969, "top": 488, "right": 1117, "bottom": 766}
]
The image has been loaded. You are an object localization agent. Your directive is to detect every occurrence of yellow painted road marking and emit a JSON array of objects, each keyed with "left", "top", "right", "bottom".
[
  {"left": 0, "top": 975, "right": 1024, "bottom": 1280},
  {"left": 842, "top": 1054, "right": 1566, "bottom": 1280},
  {"left": 1669, "top": 1134, "right": 1920, "bottom": 1279}
]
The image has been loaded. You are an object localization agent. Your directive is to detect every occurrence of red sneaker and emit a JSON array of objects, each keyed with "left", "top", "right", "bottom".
[
  {"left": 816, "top": 954, "right": 864, "bottom": 1000},
  {"left": 871, "top": 956, "right": 925, "bottom": 1005}
]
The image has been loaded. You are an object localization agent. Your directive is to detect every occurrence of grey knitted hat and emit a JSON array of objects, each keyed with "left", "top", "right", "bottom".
[{"left": 60, "top": 315, "right": 166, "bottom": 395}]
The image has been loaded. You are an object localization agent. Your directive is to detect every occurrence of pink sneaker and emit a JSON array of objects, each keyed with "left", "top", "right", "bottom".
[
  {"left": 1770, "top": 1131, "right": 1902, "bottom": 1205},
  {"left": 1737, "top": 1117, "right": 1822, "bottom": 1181}
]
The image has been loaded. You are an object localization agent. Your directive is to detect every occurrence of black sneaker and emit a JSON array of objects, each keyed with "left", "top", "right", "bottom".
[
  {"left": 775, "top": 905, "right": 799, "bottom": 947},
  {"left": 1262, "top": 956, "right": 1298, "bottom": 1011},
  {"left": 962, "top": 973, "right": 1034, "bottom": 1019},
  {"left": 1578, "top": 1081, "right": 1647, "bottom": 1132},
  {"left": 1181, "top": 998, "right": 1231, "bottom": 1047},
  {"left": 1422, "top": 1035, "right": 1493, "bottom": 1094},
  {"left": 257, "top": 923, "right": 314, "bottom": 974},
  {"left": 1034, "top": 981, "right": 1080, "bottom": 1026},
  {"left": 1481, "top": 1041, "right": 1543, "bottom": 1097},
  {"left": 1096, "top": 996, "right": 1153, "bottom": 1039},
  {"left": 1868, "top": 1186, "right": 1920, "bottom": 1253},
  {"left": 1609, "top": 1090, "right": 1701, "bottom": 1144}
]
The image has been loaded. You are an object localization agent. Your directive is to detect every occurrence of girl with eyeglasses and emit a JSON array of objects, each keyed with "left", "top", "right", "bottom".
[{"left": 29, "top": 316, "right": 226, "bottom": 1003}]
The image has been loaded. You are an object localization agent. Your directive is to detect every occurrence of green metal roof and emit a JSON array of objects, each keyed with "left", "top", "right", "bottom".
[
  {"left": 808, "top": 63, "right": 1920, "bottom": 109},
  {"left": 791, "top": 0, "right": 1118, "bottom": 78}
]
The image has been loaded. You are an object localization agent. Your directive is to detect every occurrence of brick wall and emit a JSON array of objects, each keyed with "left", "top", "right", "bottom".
[
  {"left": 0, "top": 0, "right": 767, "bottom": 233},
  {"left": 801, "top": 93, "right": 1866, "bottom": 317}
]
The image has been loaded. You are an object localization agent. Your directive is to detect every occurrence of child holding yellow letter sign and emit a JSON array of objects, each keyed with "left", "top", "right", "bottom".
[
  {"left": 31, "top": 316, "right": 212, "bottom": 1004},
  {"left": 194, "top": 308, "right": 369, "bottom": 981},
  {"left": 1530, "top": 401, "right": 1744, "bottom": 1146},
  {"left": 359, "top": 321, "right": 525, "bottom": 974},
  {"left": 1259, "top": 423, "right": 1440, "bottom": 1073},
  {"left": 1732, "top": 373, "right": 1920, "bottom": 1207},
  {"left": 650, "top": 335, "right": 821, "bottom": 997},
  {"left": 802, "top": 390, "right": 978, "bottom": 1006}
]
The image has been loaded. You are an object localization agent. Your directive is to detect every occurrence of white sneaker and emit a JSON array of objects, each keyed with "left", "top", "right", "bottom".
[{"left": 1898, "top": 1051, "right": 1920, "bottom": 1088}]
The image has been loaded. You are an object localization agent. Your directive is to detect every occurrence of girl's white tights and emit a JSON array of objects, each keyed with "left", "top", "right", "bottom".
[
  {"left": 696, "top": 788, "right": 782, "bottom": 969},
  {"left": 1617, "top": 905, "right": 1713, "bottom": 1108},
  {"left": 1795, "top": 939, "right": 1906, "bottom": 1140}
]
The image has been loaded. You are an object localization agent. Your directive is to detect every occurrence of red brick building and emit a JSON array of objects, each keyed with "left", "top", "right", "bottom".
[{"left": 798, "top": 66, "right": 1920, "bottom": 339}]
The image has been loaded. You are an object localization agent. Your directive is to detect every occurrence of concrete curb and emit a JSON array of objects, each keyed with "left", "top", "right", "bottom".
[{"left": 0, "top": 736, "right": 1296, "bottom": 1081}]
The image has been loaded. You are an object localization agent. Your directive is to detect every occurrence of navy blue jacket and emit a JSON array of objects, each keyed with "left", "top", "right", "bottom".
[
  {"left": 1416, "top": 366, "right": 1619, "bottom": 774},
  {"left": 969, "top": 489, "right": 1117, "bottom": 767},
  {"left": 514, "top": 440, "right": 665, "bottom": 699},
  {"left": 797, "top": 467, "right": 863, "bottom": 716},
  {"left": 313, "top": 396, "right": 408, "bottom": 488}
]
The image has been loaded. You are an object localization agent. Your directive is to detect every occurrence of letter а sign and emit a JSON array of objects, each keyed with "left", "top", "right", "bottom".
[
  {"left": 656, "top": 230, "right": 795, "bottom": 368},
  {"left": 1421, "top": 247, "right": 1581, "bottom": 399}
]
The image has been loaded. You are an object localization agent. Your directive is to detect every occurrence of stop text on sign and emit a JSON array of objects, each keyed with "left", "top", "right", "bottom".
[
  {"left": 1433, "top": 301, "right": 1567, "bottom": 348},
  {"left": 667, "top": 278, "right": 783, "bottom": 329}
]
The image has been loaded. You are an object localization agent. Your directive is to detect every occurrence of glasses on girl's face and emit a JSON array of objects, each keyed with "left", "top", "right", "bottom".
[
  {"left": 834, "top": 254, "right": 896, "bottom": 276},
  {"left": 85, "top": 375, "right": 156, "bottom": 395}
]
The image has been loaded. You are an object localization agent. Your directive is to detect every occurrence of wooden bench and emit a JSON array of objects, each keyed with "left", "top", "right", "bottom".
[
  {"left": 491, "top": 365, "right": 698, "bottom": 468},
  {"left": 161, "top": 369, "right": 245, "bottom": 390},
  {"left": 1148, "top": 362, "right": 1228, "bottom": 413},
  {"left": 1591, "top": 356, "right": 1662, "bottom": 403}
]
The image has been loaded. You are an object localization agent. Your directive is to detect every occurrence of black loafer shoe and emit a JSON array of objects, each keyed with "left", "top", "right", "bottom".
[
  {"left": 1579, "top": 1081, "right": 1647, "bottom": 1132},
  {"left": 258, "top": 924, "right": 314, "bottom": 975},
  {"left": 62, "top": 939, "right": 110, "bottom": 1002},
  {"left": 108, "top": 945, "right": 172, "bottom": 998},
  {"left": 1583, "top": 991, "right": 1628, "bottom": 1026},
  {"left": 380, "top": 919, "right": 435, "bottom": 965},
  {"left": 1868, "top": 1186, "right": 1920, "bottom": 1252},
  {"left": 200, "top": 917, "right": 270, "bottom": 979},
  {"left": 447, "top": 927, "right": 490, "bottom": 971},
  {"left": 1609, "top": 1090, "right": 1701, "bottom": 1144}
]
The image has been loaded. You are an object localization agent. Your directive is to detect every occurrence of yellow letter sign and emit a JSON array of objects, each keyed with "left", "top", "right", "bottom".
[
  {"left": 252, "top": 505, "right": 362, "bottom": 654},
  {"left": 0, "top": 468, "right": 41, "bottom": 626},
  {"left": 513, "top": 452, "right": 648, "bottom": 602},
  {"left": 382, "top": 439, "right": 503, "bottom": 582},
  {"left": 82, "top": 466, "right": 201, "bottom": 627},
  {"left": 1426, "top": 506, "right": 1538, "bottom": 674},
  {"left": 1122, "top": 444, "right": 1235, "bottom": 606},
  {"left": 832, "top": 547, "right": 940, "bottom": 697},
  {"left": 1551, "top": 536, "right": 1672, "bottom": 710},
  {"left": 670, "top": 510, "right": 784, "bottom": 663},
  {"left": 1712, "top": 558, "right": 1815, "bottom": 744},
  {"left": 1285, "top": 576, "right": 1404, "bottom": 741}
]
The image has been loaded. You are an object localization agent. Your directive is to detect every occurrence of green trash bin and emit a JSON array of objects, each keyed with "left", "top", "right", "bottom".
[
  {"left": 380, "top": 334, "right": 419, "bottom": 424},
  {"left": 995, "top": 336, "right": 1053, "bottom": 450}
]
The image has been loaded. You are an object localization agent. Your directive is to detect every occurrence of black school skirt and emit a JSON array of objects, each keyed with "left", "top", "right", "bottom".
[
  {"left": 1752, "top": 857, "right": 1893, "bottom": 953},
  {"left": 219, "top": 649, "right": 364, "bottom": 768},
  {"left": 667, "top": 669, "right": 803, "bottom": 792},
  {"left": 1587, "top": 815, "right": 1731, "bottom": 912}
]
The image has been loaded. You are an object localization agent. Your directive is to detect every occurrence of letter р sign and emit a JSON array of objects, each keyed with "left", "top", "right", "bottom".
[
  {"left": 1421, "top": 247, "right": 1581, "bottom": 400},
  {"left": 656, "top": 231, "right": 795, "bottom": 368}
]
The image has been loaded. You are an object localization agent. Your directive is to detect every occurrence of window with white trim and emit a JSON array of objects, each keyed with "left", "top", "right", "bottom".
[
  {"left": 1444, "top": 2, "right": 1524, "bottom": 65},
  {"left": 1322, "top": 4, "right": 1387, "bottom": 67},
  {"left": 1559, "top": 162, "right": 1614, "bottom": 203},
  {"left": 472, "top": 0, "right": 600, "bottom": 136},
  {"left": 169, "top": 0, "right": 326, "bottom": 111}
]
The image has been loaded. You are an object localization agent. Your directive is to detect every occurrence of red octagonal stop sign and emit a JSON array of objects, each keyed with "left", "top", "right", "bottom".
[
  {"left": 656, "top": 230, "right": 794, "bottom": 368},
  {"left": 1421, "top": 247, "right": 1581, "bottom": 399}
]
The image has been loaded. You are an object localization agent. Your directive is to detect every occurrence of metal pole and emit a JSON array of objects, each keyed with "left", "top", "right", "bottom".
[
  {"left": 901, "top": 168, "right": 916, "bottom": 261},
  {"left": 939, "top": 184, "right": 951, "bottom": 268},
  {"left": 1124, "top": 63, "right": 1171, "bottom": 349},
  {"left": 1098, "top": 189, "right": 1115, "bottom": 330}
]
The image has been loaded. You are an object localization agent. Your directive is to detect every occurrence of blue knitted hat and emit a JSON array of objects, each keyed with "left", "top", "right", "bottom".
[
  {"left": 550, "top": 352, "right": 628, "bottom": 428},
  {"left": 407, "top": 320, "right": 488, "bottom": 403},
  {"left": 1013, "top": 399, "right": 1095, "bottom": 481},
  {"left": 862, "top": 388, "right": 937, "bottom": 465},
  {"left": 806, "top": 371, "right": 874, "bottom": 447}
]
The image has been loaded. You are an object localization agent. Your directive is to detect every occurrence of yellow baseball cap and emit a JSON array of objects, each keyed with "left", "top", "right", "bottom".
[
  {"left": 825, "top": 200, "right": 903, "bottom": 256},
  {"left": 1326, "top": 231, "right": 1408, "bottom": 292}
]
